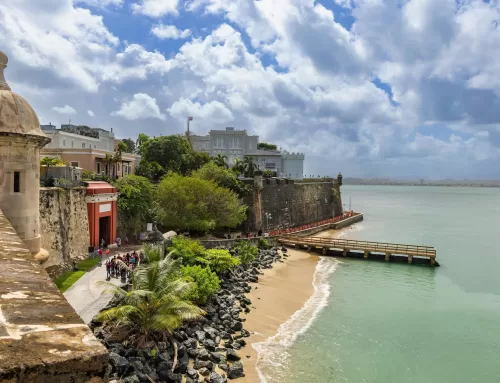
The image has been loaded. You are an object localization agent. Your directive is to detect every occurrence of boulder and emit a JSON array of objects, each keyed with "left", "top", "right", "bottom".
[
  {"left": 194, "top": 359, "right": 214, "bottom": 370},
  {"left": 218, "top": 363, "right": 229, "bottom": 372},
  {"left": 198, "top": 348, "right": 210, "bottom": 361},
  {"left": 210, "top": 352, "right": 225, "bottom": 364},
  {"left": 210, "top": 371, "right": 227, "bottom": 383},
  {"left": 231, "top": 321, "right": 243, "bottom": 331},
  {"left": 196, "top": 331, "right": 206, "bottom": 341},
  {"left": 108, "top": 352, "right": 129, "bottom": 375},
  {"left": 183, "top": 337, "right": 197, "bottom": 349},
  {"left": 227, "top": 361, "right": 245, "bottom": 379},
  {"left": 226, "top": 349, "right": 241, "bottom": 361},
  {"left": 199, "top": 367, "right": 211, "bottom": 377},
  {"left": 187, "top": 367, "right": 199, "bottom": 380}
]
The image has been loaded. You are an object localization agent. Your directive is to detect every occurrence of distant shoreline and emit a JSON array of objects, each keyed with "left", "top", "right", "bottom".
[{"left": 343, "top": 182, "right": 500, "bottom": 188}]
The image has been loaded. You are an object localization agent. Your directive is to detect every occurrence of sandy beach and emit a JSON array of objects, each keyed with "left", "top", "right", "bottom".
[
  {"left": 237, "top": 248, "right": 319, "bottom": 383},
  {"left": 237, "top": 228, "right": 352, "bottom": 382}
]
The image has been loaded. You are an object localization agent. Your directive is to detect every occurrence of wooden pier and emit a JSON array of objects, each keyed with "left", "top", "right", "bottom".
[{"left": 277, "top": 235, "right": 438, "bottom": 266}]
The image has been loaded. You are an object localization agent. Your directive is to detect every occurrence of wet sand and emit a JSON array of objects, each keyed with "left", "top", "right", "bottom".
[
  {"left": 238, "top": 248, "right": 318, "bottom": 383},
  {"left": 237, "top": 228, "right": 351, "bottom": 382}
]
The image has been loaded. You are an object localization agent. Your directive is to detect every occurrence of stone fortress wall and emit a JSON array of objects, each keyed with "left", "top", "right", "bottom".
[
  {"left": 241, "top": 177, "right": 343, "bottom": 232},
  {"left": 39, "top": 187, "right": 90, "bottom": 277}
]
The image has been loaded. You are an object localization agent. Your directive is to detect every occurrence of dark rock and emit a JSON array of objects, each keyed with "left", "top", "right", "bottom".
[
  {"left": 123, "top": 375, "right": 140, "bottom": 383},
  {"left": 109, "top": 352, "right": 129, "bottom": 375},
  {"left": 157, "top": 341, "right": 168, "bottom": 351},
  {"left": 162, "top": 370, "right": 181, "bottom": 383},
  {"left": 130, "top": 360, "right": 144, "bottom": 373},
  {"left": 210, "top": 371, "right": 227, "bottom": 383},
  {"left": 158, "top": 351, "right": 170, "bottom": 363},
  {"left": 194, "top": 359, "right": 214, "bottom": 370},
  {"left": 210, "top": 352, "right": 225, "bottom": 364},
  {"left": 157, "top": 361, "right": 171, "bottom": 381},
  {"left": 187, "top": 367, "right": 199, "bottom": 380},
  {"left": 228, "top": 361, "right": 245, "bottom": 379},
  {"left": 232, "top": 341, "right": 242, "bottom": 350},
  {"left": 237, "top": 338, "right": 246, "bottom": 346},
  {"left": 198, "top": 348, "right": 210, "bottom": 361},
  {"left": 226, "top": 349, "right": 241, "bottom": 361},
  {"left": 174, "top": 353, "right": 189, "bottom": 374},
  {"left": 143, "top": 363, "right": 158, "bottom": 381},
  {"left": 186, "top": 378, "right": 197, "bottom": 383},
  {"left": 220, "top": 331, "right": 232, "bottom": 340},
  {"left": 219, "top": 363, "right": 229, "bottom": 372},
  {"left": 231, "top": 321, "right": 243, "bottom": 331},
  {"left": 204, "top": 339, "right": 217, "bottom": 351},
  {"left": 199, "top": 367, "right": 211, "bottom": 376},
  {"left": 196, "top": 330, "right": 206, "bottom": 341},
  {"left": 204, "top": 326, "right": 219, "bottom": 340},
  {"left": 184, "top": 337, "right": 197, "bottom": 349},
  {"left": 187, "top": 348, "right": 198, "bottom": 358}
]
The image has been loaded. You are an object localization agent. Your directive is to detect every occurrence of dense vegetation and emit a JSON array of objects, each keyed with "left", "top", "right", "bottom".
[
  {"left": 156, "top": 173, "right": 246, "bottom": 233},
  {"left": 97, "top": 238, "right": 258, "bottom": 347},
  {"left": 97, "top": 248, "right": 205, "bottom": 347}
]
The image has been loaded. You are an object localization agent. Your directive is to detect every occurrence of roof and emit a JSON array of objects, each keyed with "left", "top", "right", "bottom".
[{"left": 85, "top": 181, "right": 117, "bottom": 195}]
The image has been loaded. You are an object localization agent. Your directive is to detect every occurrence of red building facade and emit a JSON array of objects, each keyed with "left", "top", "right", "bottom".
[{"left": 85, "top": 181, "right": 118, "bottom": 248}]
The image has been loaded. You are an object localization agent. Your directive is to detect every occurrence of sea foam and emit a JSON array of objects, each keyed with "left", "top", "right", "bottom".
[{"left": 252, "top": 256, "right": 339, "bottom": 383}]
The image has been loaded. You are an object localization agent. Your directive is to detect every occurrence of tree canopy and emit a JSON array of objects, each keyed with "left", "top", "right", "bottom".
[
  {"left": 114, "top": 175, "right": 155, "bottom": 236},
  {"left": 192, "top": 162, "right": 249, "bottom": 196},
  {"left": 121, "top": 138, "right": 136, "bottom": 153},
  {"left": 156, "top": 173, "right": 246, "bottom": 233}
]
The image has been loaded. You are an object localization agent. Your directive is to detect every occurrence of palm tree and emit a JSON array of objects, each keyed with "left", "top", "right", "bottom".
[
  {"left": 136, "top": 133, "right": 150, "bottom": 156},
  {"left": 113, "top": 141, "right": 127, "bottom": 179},
  {"left": 96, "top": 250, "right": 205, "bottom": 348},
  {"left": 232, "top": 158, "right": 246, "bottom": 177},
  {"left": 212, "top": 153, "right": 228, "bottom": 168},
  {"left": 243, "top": 155, "right": 257, "bottom": 177}
]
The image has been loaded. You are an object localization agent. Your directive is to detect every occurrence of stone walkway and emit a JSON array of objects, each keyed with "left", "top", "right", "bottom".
[{"left": 63, "top": 258, "right": 123, "bottom": 324}]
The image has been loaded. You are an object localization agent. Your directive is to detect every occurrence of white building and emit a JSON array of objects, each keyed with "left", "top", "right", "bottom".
[{"left": 191, "top": 127, "right": 305, "bottom": 179}]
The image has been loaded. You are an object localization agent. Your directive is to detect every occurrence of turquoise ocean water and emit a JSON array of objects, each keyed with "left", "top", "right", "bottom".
[{"left": 254, "top": 185, "right": 500, "bottom": 383}]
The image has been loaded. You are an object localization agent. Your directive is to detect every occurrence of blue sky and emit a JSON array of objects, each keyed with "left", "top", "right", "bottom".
[{"left": 1, "top": 0, "right": 500, "bottom": 179}]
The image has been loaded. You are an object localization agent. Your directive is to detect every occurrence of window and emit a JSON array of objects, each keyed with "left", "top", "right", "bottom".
[
  {"left": 94, "top": 145, "right": 96, "bottom": 149},
  {"left": 82, "top": 143, "right": 86, "bottom": 149},
  {"left": 71, "top": 161, "right": 79, "bottom": 167},
  {"left": 63, "top": 139, "right": 66, "bottom": 147},
  {"left": 97, "top": 162, "right": 101, "bottom": 174},
  {"left": 214, "top": 137, "right": 224, "bottom": 149},
  {"left": 71, "top": 140, "right": 74, "bottom": 148},
  {"left": 13, "top": 172, "right": 20, "bottom": 193}
]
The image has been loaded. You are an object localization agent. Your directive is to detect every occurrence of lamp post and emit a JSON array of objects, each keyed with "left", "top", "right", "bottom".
[
  {"left": 264, "top": 212, "right": 272, "bottom": 232},
  {"left": 186, "top": 116, "right": 193, "bottom": 147}
]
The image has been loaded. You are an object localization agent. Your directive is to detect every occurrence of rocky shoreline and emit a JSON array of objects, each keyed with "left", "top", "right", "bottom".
[{"left": 90, "top": 245, "right": 288, "bottom": 383}]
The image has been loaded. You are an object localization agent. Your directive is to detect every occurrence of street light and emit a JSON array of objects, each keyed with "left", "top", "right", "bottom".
[{"left": 264, "top": 212, "right": 272, "bottom": 232}]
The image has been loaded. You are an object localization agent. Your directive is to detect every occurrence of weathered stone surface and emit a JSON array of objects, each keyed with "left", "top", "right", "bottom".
[
  {"left": 40, "top": 187, "right": 90, "bottom": 276},
  {"left": 226, "top": 349, "right": 241, "bottom": 361},
  {"left": 0, "top": 210, "right": 109, "bottom": 382}
]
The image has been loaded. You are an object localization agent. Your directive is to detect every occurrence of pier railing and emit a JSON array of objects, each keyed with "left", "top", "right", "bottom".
[{"left": 278, "top": 235, "right": 437, "bottom": 258}]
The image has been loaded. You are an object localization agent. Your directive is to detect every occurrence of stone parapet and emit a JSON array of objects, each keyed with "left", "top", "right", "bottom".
[{"left": 0, "top": 209, "right": 108, "bottom": 382}]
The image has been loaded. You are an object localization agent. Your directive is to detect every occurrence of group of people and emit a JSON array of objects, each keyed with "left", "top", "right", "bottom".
[{"left": 104, "top": 251, "right": 143, "bottom": 283}]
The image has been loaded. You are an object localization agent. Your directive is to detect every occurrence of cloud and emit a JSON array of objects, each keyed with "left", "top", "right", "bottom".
[
  {"left": 168, "top": 98, "right": 234, "bottom": 123},
  {"left": 4, "top": 0, "right": 500, "bottom": 178},
  {"left": 76, "top": 0, "right": 123, "bottom": 7},
  {"left": 131, "top": 0, "right": 179, "bottom": 17},
  {"left": 112, "top": 93, "right": 165, "bottom": 121},
  {"left": 52, "top": 105, "right": 77, "bottom": 114},
  {"left": 151, "top": 24, "right": 192, "bottom": 39},
  {"left": 88, "top": 110, "right": 95, "bottom": 116}
]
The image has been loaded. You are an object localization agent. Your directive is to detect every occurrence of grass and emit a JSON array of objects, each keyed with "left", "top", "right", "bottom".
[{"left": 54, "top": 256, "right": 101, "bottom": 293}]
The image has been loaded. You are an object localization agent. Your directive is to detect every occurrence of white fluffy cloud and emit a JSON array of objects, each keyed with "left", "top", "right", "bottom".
[
  {"left": 3, "top": 0, "right": 500, "bottom": 178},
  {"left": 112, "top": 93, "right": 165, "bottom": 121},
  {"left": 52, "top": 105, "right": 77, "bottom": 114},
  {"left": 76, "top": 0, "right": 123, "bottom": 7},
  {"left": 151, "top": 24, "right": 191, "bottom": 39},
  {"left": 131, "top": 0, "right": 179, "bottom": 17},
  {"left": 88, "top": 110, "right": 95, "bottom": 116}
]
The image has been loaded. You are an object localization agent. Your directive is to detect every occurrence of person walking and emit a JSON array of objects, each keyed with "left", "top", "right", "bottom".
[
  {"left": 106, "top": 261, "right": 111, "bottom": 280},
  {"left": 124, "top": 236, "right": 129, "bottom": 246}
]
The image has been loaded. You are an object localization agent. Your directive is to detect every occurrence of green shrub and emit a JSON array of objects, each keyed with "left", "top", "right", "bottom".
[
  {"left": 204, "top": 249, "right": 240, "bottom": 273},
  {"left": 181, "top": 265, "right": 220, "bottom": 304},
  {"left": 168, "top": 236, "right": 207, "bottom": 265},
  {"left": 234, "top": 240, "right": 258, "bottom": 265},
  {"left": 168, "top": 236, "right": 240, "bottom": 273},
  {"left": 259, "top": 238, "right": 270, "bottom": 249}
]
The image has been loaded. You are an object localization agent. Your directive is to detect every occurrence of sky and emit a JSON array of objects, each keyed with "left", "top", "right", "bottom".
[{"left": 1, "top": 0, "right": 500, "bottom": 179}]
